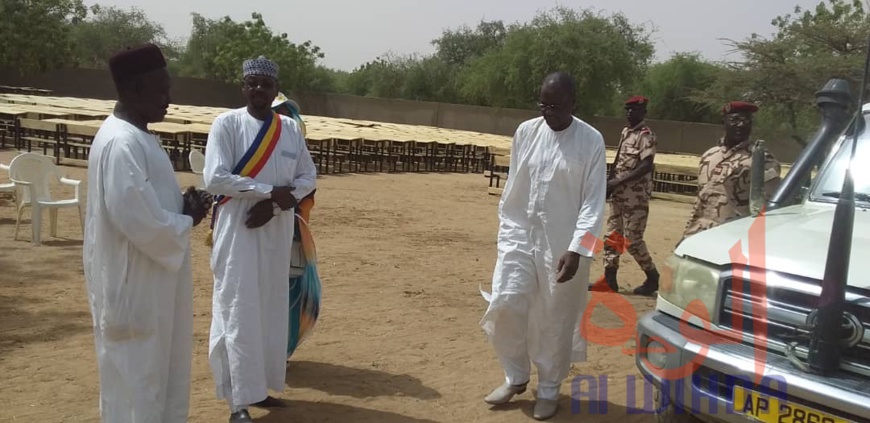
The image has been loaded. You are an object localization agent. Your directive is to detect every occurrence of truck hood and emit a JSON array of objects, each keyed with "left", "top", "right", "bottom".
[{"left": 674, "top": 202, "right": 870, "bottom": 289}]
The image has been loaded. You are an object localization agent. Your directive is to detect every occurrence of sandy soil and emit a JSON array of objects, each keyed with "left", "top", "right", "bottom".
[{"left": 0, "top": 149, "right": 694, "bottom": 422}]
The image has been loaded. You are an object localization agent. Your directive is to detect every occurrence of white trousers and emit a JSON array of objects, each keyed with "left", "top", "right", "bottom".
[{"left": 481, "top": 246, "right": 590, "bottom": 400}]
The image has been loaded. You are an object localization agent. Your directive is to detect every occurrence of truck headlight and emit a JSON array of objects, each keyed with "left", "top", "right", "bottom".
[{"left": 658, "top": 254, "right": 720, "bottom": 323}]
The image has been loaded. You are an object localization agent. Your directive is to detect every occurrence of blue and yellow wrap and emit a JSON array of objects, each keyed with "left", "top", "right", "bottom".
[
  {"left": 273, "top": 93, "right": 319, "bottom": 359},
  {"left": 272, "top": 92, "right": 307, "bottom": 137}
]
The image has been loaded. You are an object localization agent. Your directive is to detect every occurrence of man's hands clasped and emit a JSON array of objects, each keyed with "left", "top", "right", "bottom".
[
  {"left": 245, "top": 199, "right": 277, "bottom": 228},
  {"left": 271, "top": 185, "right": 297, "bottom": 210},
  {"left": 182, "top": 186, "right": 214, "bottom": 227},
  {"left": 245, "top": 185, "right": 296, "bottom": 229}
]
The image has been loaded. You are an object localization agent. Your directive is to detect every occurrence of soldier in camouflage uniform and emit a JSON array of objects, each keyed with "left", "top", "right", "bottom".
[
  {"left": 590, "top": 95, "right": 660, "bottom": 296},
  {"left": 679, "top": 101, "right": 782, "bottom": 245}
]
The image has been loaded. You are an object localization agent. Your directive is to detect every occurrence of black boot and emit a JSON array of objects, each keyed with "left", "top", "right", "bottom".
[
  {"left": 605, "top": 267, "right": 619, "bottom": 292},
  {"left": 633, "top": 268, "right": 659, "bottom": 297},
  {"left": 588, "top": 267, "right": 619, "bottom": 292}
]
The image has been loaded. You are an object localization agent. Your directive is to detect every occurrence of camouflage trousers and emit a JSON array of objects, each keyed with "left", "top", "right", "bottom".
[
  {"left": 679, "top": 217, "right": 717, "bottom": 245},
  {"left": 603, "top": 198, "right": 655, "bottom": 271}
]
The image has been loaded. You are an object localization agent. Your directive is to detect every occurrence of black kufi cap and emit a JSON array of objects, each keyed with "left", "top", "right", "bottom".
[{"left": 109, "top": 43, "right": 167, "bottom": 82}]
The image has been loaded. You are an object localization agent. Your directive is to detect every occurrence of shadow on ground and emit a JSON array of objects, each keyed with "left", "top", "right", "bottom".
[
  {"left": 286, "top": 360, "right": 441, "bottom": 400},
  {"left": 0, "top": 252, "right": 91, "bottom": 357},
  {"left": 256, "top": 399, "right": 441, "bottom": 423},
  {"left": 0, "top": 293, "right": 91, "bottom": 357},
  {"left": 487, "top": 397, "right": 656, "bottom": 422}
]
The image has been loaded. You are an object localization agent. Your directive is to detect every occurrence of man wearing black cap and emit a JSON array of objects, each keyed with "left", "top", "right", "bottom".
[{"left": 83, "top": 43, "right": 211, "bottom": 423}]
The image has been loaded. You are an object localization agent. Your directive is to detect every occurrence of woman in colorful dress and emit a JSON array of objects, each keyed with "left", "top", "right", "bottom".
[{"left": 272, "top": 93, "right": 321, "bottom": 360}]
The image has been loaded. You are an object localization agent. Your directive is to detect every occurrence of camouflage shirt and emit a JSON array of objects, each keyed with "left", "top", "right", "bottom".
[
  {"left": 611, "top": 121, "right": 656, "bottom": 202},
  {"left": 682, "top": 138, "right": 782, "bottom": 239}
]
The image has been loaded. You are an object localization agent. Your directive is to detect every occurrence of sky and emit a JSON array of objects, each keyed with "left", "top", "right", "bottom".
[{"left": 90, "top": 0, "right": 828, "bottom": 71}]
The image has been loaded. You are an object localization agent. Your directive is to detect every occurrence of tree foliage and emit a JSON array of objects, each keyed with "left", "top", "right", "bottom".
[
  {"left": 4, "top": 0, "right": 870, "bottom": 138},
  {"left": 456, "top": 7, "right": 655, "bottom": 118},
  {"left": 343, "top": 52, "right": 459, "bottom": 102},
  {"left": 431, "top": 20, "right": 507, "bottom": 68},
  {"left": 175, "top": 12, "right": 330, "bottom": 92},
  {"left": 636, "top": 53, "right": 724, "bottom": 124},
  {"left": 71, "top": 5, "right": 169, "bottom": 69},
  {"left": 699, "top": 0, "right": 870, "bottom": 142},
  {"left": 0, "top": 0, "right": 87, "bottom": 73}
]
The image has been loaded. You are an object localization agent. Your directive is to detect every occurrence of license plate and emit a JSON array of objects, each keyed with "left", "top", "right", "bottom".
[{"left": 732, "top": 386, "right": 854, "bottom": 423}]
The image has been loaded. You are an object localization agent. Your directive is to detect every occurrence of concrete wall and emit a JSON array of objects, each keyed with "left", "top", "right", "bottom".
[{"left": 0, "top": 68, "right": 803, "bottom": 161}]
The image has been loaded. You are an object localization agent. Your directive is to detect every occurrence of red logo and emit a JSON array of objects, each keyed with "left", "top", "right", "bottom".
[{"left": 580, "top": 210, "right": 770, "bottom": 383}]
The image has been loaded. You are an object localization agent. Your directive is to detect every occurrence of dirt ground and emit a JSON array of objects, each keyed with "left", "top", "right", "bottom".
[{"left": 0, "top": 149, "right": 695, "bottom": 422}]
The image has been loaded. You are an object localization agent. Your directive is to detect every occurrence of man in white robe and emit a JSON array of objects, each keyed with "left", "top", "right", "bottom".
[
  {"left": 83, "top": 43, "right": 211, "bottom": 423},
  {"left": 480, "top": 72, "right": 607, "bottom": 420},
  {"left": 204, "top": 56, "right": 317, "bottom": 423}
]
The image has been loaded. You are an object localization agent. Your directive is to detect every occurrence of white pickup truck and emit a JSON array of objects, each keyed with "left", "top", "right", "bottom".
[{"left": 634, "top": 78, "right": 870, "bottom": 423}]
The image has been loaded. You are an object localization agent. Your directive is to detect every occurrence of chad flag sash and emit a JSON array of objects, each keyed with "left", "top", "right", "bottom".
[{"left": 206, "top": 111, "right": 283, "bottom": 246}]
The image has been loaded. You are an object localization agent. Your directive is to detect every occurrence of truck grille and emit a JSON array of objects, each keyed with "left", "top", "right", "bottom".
[{"left": 716, "top": 270, "right": 870, "bottom": 375}]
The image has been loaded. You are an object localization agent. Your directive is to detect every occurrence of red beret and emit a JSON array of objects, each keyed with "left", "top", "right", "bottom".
[
  {"left": 625, "top": 96, "right": 649, "bottom": 106},
  {"left": 722, "top": 101, "right": 759, "bottom": 115},
  {"left": 109, "top": 43, "right": 167, "bottom": 82}
]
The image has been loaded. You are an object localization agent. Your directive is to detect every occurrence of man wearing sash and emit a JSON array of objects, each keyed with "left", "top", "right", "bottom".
[{"left": 203, "top": 56, "right": 317, "bottom": 423}]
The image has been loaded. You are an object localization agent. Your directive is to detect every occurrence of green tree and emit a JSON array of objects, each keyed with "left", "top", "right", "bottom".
[
  {"left": 401, "top": 56, "right": 459, "bottom": 102},
  {"left": 344, "top": 52, "right": 459, "bottom": 102},
  {"left": 432, "top": 20, "right": 507, "bottom": 67},
  {"left": 175, "top": 12, "right": 331, "bottom": 92},
  {"left": 322, "top": 67, "right": 351, "bottom": 93},
  {"left": 456, "top": 6, "right": 655, "bottom": 117},
  {"left": 70, "top": 4, "right": 168, "bottom": 69},
  {"left": 0, "top": 0, "right": 87, "bottom": 73},
  {"left": 699, "top": 0, "right": 870, "bottom": 144},
  {"left": 635, "top": 52, "right": 725, "bottom": 123},
  {"left": 343, "top": 53, "right": 413, "bottom": 98}
]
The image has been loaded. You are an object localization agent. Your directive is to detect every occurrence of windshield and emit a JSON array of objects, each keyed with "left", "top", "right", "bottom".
[{"left": 809, "top": 112, "right": 870, "bottom": 207}]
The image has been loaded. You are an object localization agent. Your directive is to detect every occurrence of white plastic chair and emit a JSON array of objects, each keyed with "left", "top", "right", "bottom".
[
  {"left": 8, "top": 153, "right": 83, "bottom": 245},
  {"left": 189, "top": 149, "right": 206, "bottom": 188},
  {"left": 0, "top": 161, "right": 15, "bottom": 203},
  {"left": 189, "top": 150, "right": 205, "bottom": 174}
]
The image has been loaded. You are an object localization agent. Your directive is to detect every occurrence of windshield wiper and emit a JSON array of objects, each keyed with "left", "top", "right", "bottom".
[{"left": 821, "top": 191, "right": 870, "bottom": 202}]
